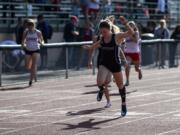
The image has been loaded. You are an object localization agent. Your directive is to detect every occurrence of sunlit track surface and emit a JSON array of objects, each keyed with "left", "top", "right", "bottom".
[{"left": 0, "top": 67, "right": 180, "bottom": 135}]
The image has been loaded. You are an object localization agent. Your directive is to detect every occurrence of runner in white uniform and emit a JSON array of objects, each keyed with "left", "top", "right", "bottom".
[
  {"left": 22, "top": 19, "right": 44, "bottom": 86},
  {"left": 124, "top": 21, "right": 142, "bottom": 86}
]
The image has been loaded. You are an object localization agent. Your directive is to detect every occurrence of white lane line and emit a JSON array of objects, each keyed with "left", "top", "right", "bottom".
[
  {"left": 0, "top": 83, "right": 178, "bottom": 120},
  {"left": 0, "top": 75, "right": 179, "bottom": 104},
  {"left": 158, "top": 128, "right": 180, "bottom": 135},
  {"left": 0, "top": 89, "right": 85, "bottom": 101},
  {"left": 1, "top": 68, "right": 179, "bottom": 94},
  {"left": 42, "top": 74, "right": 180, "bottom": 89},
  {"left": 1, "top": 94, "right": 180, "bottom": 135},
  {"left": 0, "top": 88, "right": 179, "bottom": 134},
  {"left": 0, "top": 83, "right": 177, "bottom": 120},
  {"left": 0, "top": 69, "right": 179, "bottom": 100},
  {"left": 20, "top": 68, "right": 180, "bottom": 86},
  {"left": 0, "top": 128, "right": 16, "bottom": 130},
  {"left": 0, "top": 68, "right": 179, "bottom": 99}
]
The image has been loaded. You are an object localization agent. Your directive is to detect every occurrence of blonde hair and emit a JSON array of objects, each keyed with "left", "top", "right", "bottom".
[
  {"left": 128, "top": 21, "right": 138, "bottom": 32},
  {"left": 105, "top": 16, "right": 121, "bottom": 33},
  {"left": 27, "top": 19, "right": 35, "bottom": 27}
]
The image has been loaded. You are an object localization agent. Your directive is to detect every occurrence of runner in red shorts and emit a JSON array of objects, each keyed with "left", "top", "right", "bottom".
[{"left": 124, "top": 21, "right": 142, "bottom": 86}]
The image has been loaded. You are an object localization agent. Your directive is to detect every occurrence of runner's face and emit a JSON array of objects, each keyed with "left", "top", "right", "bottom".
[
  {"left": 28, "top": 24, "right": 34, "bottom": 31},
  {"left": 100, "top": 28, "right": 110, "bottom": 37}
]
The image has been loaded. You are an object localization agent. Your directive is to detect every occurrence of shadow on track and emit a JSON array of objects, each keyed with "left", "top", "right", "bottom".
[
  {"left": 57, "top": 117, "right": 121, "bottom": 131},
  {"left": 0, "top": 85, "right": 30, "bottom": 91}
]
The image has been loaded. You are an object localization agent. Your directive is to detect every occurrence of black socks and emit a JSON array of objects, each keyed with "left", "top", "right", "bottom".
[{"left": 119, "top": 86, "right": 126, "bottom": 103}]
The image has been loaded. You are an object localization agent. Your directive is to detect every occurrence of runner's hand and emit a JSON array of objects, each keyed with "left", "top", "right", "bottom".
[
  {"left": 119, "top": 16, "right": 128, "bottom": 25},
  {"left": 82, "top": 45, "right": 91, "bottom": 50},
  {"left": 21, "top": 44, "right": 26, "bottom": 49}
]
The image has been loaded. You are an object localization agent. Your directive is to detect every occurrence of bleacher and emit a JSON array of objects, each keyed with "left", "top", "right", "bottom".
[{"left": 0, "top": 0, "right": 179, "bottom": 33}]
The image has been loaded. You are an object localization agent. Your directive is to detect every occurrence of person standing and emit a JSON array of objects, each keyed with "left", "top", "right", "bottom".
[
  {"left": 72, "top": 0, "right": 80, "bottom": 17},
  {"left": 15, "top": 17, "right": 24, "bottom": 45},
  {"left": 14, "top": 17, "right": 25, "bottom": 70},
  {"left": 63, "top": 16, "right": 79, "bottom": 68},
  {"left": 169, "top": 25, "right": 180, "bottom": 68},
  {"left": 88, "top": 0, "right": 100, "bottom": 21},
  {"left": 37, "top": 14, "right": 49, "bottom": 69},
  {"left": 79, "top": 0, "right": 90, "bottom": 21},
  {"left": 156, "top": 0, "right": 168, "bottom": 19},
  {"left": 154, "top": 19, "right": 170, "bottom": 68},
  {"left": 63, "top": 16, "right": 79, "bottom": 42},
  {"left": 22, "top": 19, "right": 44, "bottom": 86}
]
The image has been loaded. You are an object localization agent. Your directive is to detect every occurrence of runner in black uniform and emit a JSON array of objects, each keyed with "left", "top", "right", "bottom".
[{"left": 84, "top": 16, "right": 134, "bottom": 116}]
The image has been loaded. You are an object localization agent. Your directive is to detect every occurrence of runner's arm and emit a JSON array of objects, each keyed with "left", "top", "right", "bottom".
[{"left": 115, "top": 16, "right": 134, "bottom": 44}]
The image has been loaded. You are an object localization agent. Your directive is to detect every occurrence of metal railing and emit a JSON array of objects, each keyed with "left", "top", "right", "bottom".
[{"left": 0, "top": 39, "right": 180, "bottom": 87}]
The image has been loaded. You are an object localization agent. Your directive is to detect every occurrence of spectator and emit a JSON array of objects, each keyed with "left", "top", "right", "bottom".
[
  {"left": 103, "top": 0, "right": 112, "bottom": 15},
  {"left": 169, "top": 25, "right": 180, "bottom": 68},
  {"left": 37, "top": 14, "right": 50, "bottom": 69},
  {"left": 51, "top": 0, "right": 61, "bottom": 11},
  {"left": 156, "top": 0, "right": 166, "bottom": 19},
  {"left": 63, "top": 16, "right": 79, "bottom": 42},
  {"left": 15, "top": 17, "right": 24, "bottom": 45},
  {"left": 154, "top": 19, "right": 170, "bottom": 68},
  {"left": 2, "top": 0, "right": 15, "bottom": 23},
  {"left": 26, "top": 0, "right": 35, "bottom": 16},
  {"left": 63, "top": 16, "right": 79, "bottom": 68},
  {"left": 145, "top": 0, "right": 158, "bottom": 19},
  {"left": 114, "top": 2, "right": 122, "bottom": 13},
  {"left": 83, "top": 21, "right": 94, "bottom": 41},
  {"left": 88, "top": 0, "right": 100, "bottom": 21},
  {"left": 72, "top": 0, "right": 80, "bottom": 17},
  {"left": 143, "top": 21, "right": 157, "bottom": 33},
  {"left": 80, "top": 0, "right": 90, "bottom": 21},
  {"left": 14, "top": 18, "right": 28, "bottom": 70},
  {"left": 76, "top": 21, "right": 94, "bottom": 70},
  {"left": 127, "top": 0, "right": 138, "bottom": 15}
]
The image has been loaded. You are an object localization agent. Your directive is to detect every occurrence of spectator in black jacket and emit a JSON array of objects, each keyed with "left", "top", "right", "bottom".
[
  {"left": 63, "top": 16, "right": 79, "bottom": 68},
  {"left": 63, "top": 16, "right": 79, "bottom": 42},
  {"left": 15, "top": 17, "right": 24, "bottom": 44},
  {"left": 37, "top": 14, "right": 49, "bottom": 69},
  {"left": 169, "top": 25, "right": 180, "bottom": 68}
]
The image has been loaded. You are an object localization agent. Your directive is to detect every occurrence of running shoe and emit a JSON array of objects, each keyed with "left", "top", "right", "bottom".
[
  {"left": 104, "top": 102, "right": 111, "bottom": 108},
  {"left": 121, "top": 104, "right": 127, "bottom": 117},
  {"left": 97, "top": 90, "right": 103, "bottom": 101},
  {"left": 138, "top": 70, "right": 142, "bottom": 80},
  {"left": 29, "top": 80, "right": 32, "bottom": 86},
  {"left": 34, "top": 78, "right": 37, "bottom": 82},
  {"left": 125, "top": 80, "right": 129, "bottom": 86}
]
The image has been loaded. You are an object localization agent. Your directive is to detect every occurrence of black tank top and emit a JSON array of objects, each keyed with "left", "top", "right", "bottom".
[{"left": 99, "top": 34, "right": 121, "bottom": 66}]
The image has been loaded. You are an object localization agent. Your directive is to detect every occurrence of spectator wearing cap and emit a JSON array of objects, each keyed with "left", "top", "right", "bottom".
[
  {"left": 63, "top": 16, "right": 79, "bottom": 42},
  {"left": 63, "top": 16, "right": 79, "bottom": 68}
]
